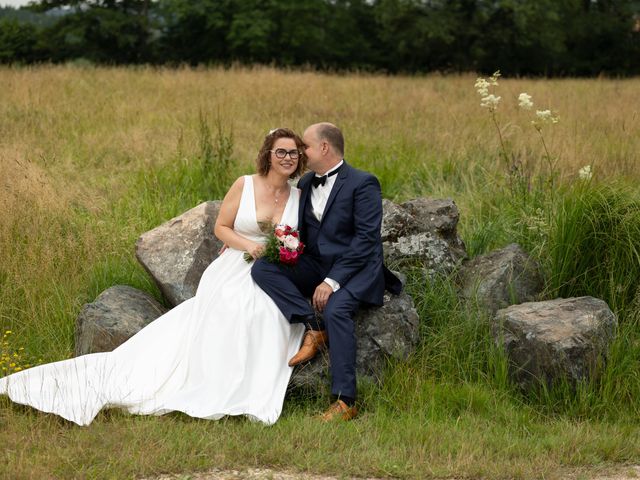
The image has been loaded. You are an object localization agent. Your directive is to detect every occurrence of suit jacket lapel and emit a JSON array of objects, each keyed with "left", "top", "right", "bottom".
[
  {"left": 298, "top": 173, "right": 313, "bottom": 228},
  {"left": 320, "top": 162, "right": 349, "bottom": 226}
]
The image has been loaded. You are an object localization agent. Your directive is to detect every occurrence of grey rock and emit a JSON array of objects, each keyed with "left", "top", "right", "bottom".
[
  {"left": 135, "top": 201, "right": 223, "bottom": 306},
  {"left": 289, "top": 291, "right": 420, "bottom": 394},
  {"left": 381, "top": 199, "right": 414, "bottom": 243},
  {"left": 459, "top": 243, "right": 545, "bottom": 314},
  {"left": 492, "top": 296, "right": 617, "bottom": 391},
  {"left": 402, "top": 197, "right": 461, "bottom": 235},
  {"left": 75, "top": 285, "right": 167, "bottom": 356},
  {"left": 382, "top": 198, "right": 466, "bottom": 277}
]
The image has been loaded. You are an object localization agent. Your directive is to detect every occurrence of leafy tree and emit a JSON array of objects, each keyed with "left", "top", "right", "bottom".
[
  {"left": 0, "top": 5, "right": 59, "bottom": 26},
  {"left": 270, "top": 0, "right": 330, "bottom": 66},
  {"left": 558, "top": 0, "right": 640, "bottom": 75},
  {"left": 472, "top": 0, "right": 566, "bottom": 75},
  {"left": 0, "top": 19, "right": 39, "bottom": 63},
  {"left": 31, "top": 0, "right": 156, "bottom": 63},
  {"left": 157, "top": 0, "right": 232, "bottom": 65},
  {"left": 375, "top": 0, "right": 471, "bottom": 72},
  {"left": 321, "top": 0, "right": 383, "bottom": 70},
  {"left": 225, "top": 0, "right": 278, "bottom": 63},
  {"left": 1, "top": 0, "right": 637, "bottom": 75}
]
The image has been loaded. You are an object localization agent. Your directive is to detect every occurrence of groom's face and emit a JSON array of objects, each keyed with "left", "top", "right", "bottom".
[{"left": 302, "top": 128, "right": 323, "bottom": 172}]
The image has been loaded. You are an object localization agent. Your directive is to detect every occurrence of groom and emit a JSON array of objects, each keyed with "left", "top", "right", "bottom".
[{"left": 252, "top": 122, "right": 401, "bottom": 421}]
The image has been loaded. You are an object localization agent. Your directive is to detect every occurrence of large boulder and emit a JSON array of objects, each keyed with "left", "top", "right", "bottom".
[
  {"left": 289, "top": 290, "right": 420, "bottom": 394},
  {"left": 458, "top": 243, "right": 545, "bottom": 314},
  {"left": 136, "top": 201, "right": 223, "bottom": 306},
  {"left": 382, "top": 198, "right": 466, "bottom": 278},
  {"left": 492, "top": 297, "right": 617, "bottom": 391},
  {"left": 75, "top": 285, "right": 167, "bottom": 356}
]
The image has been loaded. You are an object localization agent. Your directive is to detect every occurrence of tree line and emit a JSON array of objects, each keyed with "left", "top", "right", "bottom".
[{"left": 1, "top": 0, "right": 639, "bottom": 76}]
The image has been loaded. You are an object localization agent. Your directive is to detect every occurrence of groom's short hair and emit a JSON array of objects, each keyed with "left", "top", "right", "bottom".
[{"left": 316, "top": 123, "right": 344, "bottom": 157}]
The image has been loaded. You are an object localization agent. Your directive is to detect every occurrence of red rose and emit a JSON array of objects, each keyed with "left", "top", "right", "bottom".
[
  {"left": 279, "top": 247, "right": 290, "bottom": 263},
  {"left": 279, "top": 247, "right": 299, "bottom": 265}
]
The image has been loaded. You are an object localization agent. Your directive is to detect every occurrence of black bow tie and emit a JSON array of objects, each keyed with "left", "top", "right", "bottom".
[{"left": 312, "top": 167, "right": 340, "bottom": 188}]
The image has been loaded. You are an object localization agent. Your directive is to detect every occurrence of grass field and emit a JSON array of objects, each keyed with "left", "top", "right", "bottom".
[{"left": 1, "top": 65, "right": 639, "bottom": 479}]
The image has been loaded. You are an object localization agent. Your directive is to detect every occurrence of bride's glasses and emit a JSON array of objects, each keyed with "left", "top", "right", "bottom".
[{"left": 270, "top": 148, "right": 300, "bottom": 160}]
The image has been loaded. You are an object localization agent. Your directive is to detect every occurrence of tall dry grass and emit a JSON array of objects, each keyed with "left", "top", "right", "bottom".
[{"left": 2, "top": 66, "right": 638, "bottom": 192}]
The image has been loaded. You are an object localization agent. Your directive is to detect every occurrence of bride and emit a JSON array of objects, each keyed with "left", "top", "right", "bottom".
[{"left": 0, "top": 128, "right": 307, "bottom": 426}]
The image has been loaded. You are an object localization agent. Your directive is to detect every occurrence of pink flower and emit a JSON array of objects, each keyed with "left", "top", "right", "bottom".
[
  {"left": 283, "top": 235, "right": 300, "bottom": 250},
  {"left": 279, "top": 247, "right": 296, "bottom": 264}
]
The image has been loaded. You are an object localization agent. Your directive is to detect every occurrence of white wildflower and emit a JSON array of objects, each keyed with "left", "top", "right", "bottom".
[
  {"left": 474, "top": 78, "right": 490, "bottom": 97},
  {"left": 524, "top": 208, "right": 548, "bottom": 235},
  {"left": 536, "top": 110, "right": 551, "bottom": 122},
  {"left": 534, "top": 109, "right": 560, "bottom": 124},
  {"left": 480, "top": 94, "right": 501, "bottom": 110},
  {"left": 489, "top": 70, "right": 501, "bottom": 86},
  {"left": 536, "top": 109, "right": 552, "bottom": 120},
  {"left": 578, "top": 165, "right": 592, "bottom": 180},
  {"left": 518, "top": 93, "right": 533, "bottom": 110}
]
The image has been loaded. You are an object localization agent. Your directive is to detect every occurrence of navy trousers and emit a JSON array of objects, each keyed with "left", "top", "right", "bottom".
[{"left": 252, "top": 256, "right": 360, "bottom": 400}]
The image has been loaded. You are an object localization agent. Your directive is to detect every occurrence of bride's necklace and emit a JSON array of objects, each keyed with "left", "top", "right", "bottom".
[{"left": 267, "top": 182, "right": 289, "bottom": 205}]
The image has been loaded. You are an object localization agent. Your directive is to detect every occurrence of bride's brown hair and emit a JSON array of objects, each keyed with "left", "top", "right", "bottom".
[{"left": 256, "top": 128, "right": 307, "bottom": 178}]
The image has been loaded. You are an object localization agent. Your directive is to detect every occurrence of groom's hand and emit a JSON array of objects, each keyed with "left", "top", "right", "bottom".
[{"left": 312, "top": 282, "right": 333, "bottom": 312}]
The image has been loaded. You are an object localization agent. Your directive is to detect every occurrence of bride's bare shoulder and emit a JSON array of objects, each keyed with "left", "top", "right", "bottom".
[
  {"left": 229, "top": 175, "right": 247, "bottom": 191},
  {"left": 220, "top": 176, "right": 247, "bottom": 203}
]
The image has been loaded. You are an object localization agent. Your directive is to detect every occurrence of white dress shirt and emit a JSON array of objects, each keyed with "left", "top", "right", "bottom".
[
  {"left": 311, "top": 160, "right": 344, "bottom": 292},
  {"left": 310, "top": 160, "right": 343, "bottom": 222}
]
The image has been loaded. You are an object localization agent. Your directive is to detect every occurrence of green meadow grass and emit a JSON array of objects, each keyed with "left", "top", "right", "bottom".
[{"left": 1, "top": 66, "right": 640, "bottom": 479}]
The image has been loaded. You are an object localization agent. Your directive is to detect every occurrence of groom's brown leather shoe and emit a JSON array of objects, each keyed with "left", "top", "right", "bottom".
[
  {"left": 288, "top": 329, "right": 328, "bottom": 366},
  {"left": 320, "top": 399, "right": 358, "bottom": 422}
]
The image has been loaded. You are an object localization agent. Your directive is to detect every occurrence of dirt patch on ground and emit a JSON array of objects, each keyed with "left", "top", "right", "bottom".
[
  {"left": 576, "top": 465, "right": 640, "bottom": 480},
  {"left": 145, "top": 465, "right": 640, "bottom": 480},
  {"left": 146, "top": 469, "right": 382, "bottom": 480}
]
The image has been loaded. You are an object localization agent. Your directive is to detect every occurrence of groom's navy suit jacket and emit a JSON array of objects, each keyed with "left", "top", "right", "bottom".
[{"left": 297, "top": 161, "right": 402, "bottom": 306}]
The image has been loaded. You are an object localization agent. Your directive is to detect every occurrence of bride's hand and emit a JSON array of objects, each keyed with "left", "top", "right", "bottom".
[{"left": 247, "top": 243, "right": 265, "bottom": 259}]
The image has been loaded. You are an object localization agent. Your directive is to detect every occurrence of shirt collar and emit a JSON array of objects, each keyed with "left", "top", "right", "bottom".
[{"left": 315, "top": 159, "right": 344, "bottom": 178}]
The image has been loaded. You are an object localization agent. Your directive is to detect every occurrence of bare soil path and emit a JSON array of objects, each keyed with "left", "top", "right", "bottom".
[{"left": 146, "top": 465, "right": 640, "bottom": 480}]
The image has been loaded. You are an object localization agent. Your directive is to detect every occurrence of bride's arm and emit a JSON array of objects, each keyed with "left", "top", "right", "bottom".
[{"left": 214, "top": 176, "right": 264, "bottom": 258}]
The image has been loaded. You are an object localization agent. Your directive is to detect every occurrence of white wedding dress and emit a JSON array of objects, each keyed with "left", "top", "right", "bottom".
[{"left": 0, "top": 175, "right": 305, "bottom": 426}]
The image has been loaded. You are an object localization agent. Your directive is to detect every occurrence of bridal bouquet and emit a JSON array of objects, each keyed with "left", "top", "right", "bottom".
[{"left": 244, "top": 223, "right": 305, "bottom": 266}]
